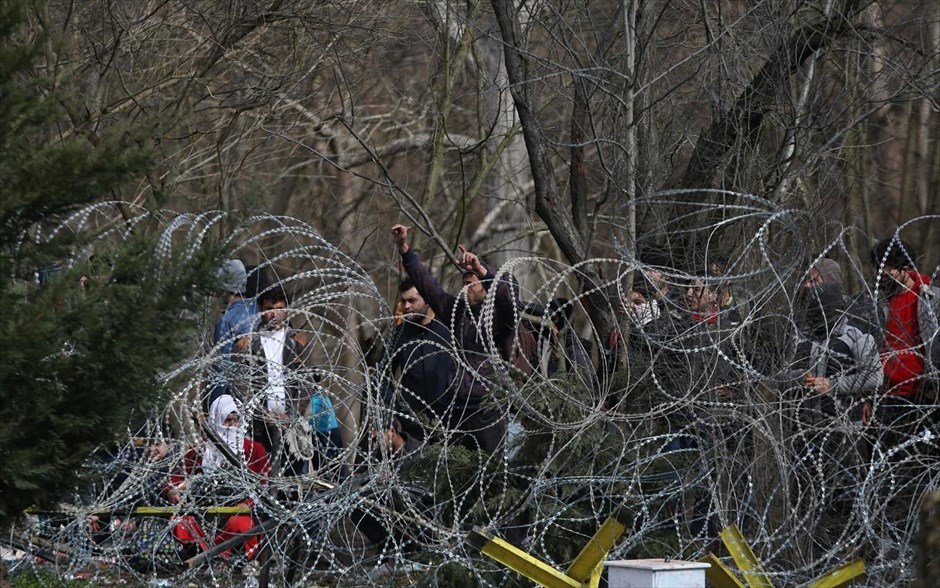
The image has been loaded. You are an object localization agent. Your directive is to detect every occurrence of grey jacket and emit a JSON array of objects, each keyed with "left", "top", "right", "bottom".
[{"left": 799, "top": 320, "right": 883, "bottom": 398}]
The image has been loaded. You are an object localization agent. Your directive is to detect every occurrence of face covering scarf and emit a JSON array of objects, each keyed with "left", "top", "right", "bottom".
[{"left": 204, "top": 394, "right": 245, "bottom": 472}]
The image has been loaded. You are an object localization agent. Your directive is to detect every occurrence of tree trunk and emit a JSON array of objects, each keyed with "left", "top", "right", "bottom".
[{"left": 490, "top": 0, "right": 619, "bottom": 387}]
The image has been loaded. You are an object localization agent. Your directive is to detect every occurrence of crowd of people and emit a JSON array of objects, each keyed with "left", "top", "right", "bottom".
[
  {"left": 72, "top": 225, "right": 937, "bottom": 577},
  {"left": 618, "top": 235, "right": 938, "bottom": 544}
]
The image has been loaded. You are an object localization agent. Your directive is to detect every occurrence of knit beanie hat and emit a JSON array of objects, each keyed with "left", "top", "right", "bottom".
[
  {"left": 814, "top": 258, "right": 843, "bottom": 288},
  {"left": 216, "top": 259, "right": 248, "bottom": 294}
]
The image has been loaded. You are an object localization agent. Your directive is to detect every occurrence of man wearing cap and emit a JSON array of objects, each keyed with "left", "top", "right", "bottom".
[{"left": 208, "top": 259, "right": 260, "bottom": 410}]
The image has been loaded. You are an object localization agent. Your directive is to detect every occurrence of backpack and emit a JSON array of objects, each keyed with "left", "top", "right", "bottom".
[{"left": 127, "top": 516, "right": 193, "bottom": 571}]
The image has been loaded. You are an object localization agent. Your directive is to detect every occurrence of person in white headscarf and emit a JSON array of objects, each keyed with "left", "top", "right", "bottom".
[
  {"left": 165, "top": 394, "right": 269, "bottom": 493},
  {"left": 163, "top": 393, "right": 271, "bottom": 560},
  {"left": 203, "top": 394, "right": 246, "bottom": 472}
]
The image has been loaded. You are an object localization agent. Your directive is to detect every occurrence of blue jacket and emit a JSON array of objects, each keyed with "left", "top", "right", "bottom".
[
  {"left": 213, "top": 298, "right": 259, "bottom": 356},
  {"left": 208, "top": 298, "right": 259, "bottom": 405}
]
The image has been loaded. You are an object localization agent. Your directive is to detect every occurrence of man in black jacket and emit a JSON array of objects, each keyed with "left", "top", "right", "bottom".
[
  {"left": 383, "top": 278, "right": 458, "bottom": 441},
  {"left": 391, "top": 224, "right": 518, "bottom": 453}
]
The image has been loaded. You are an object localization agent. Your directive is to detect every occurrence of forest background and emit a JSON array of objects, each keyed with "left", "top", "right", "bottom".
[
  {"left": 1, "top": 0, "right": 939, "bottom": 569},
  {"left": 18, "top": 0, "right": 937, "bottom": 281}
]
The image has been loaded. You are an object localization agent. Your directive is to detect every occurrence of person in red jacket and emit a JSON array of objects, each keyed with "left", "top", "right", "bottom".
[
  {"left": 870, "top": 237, "right": 935, "bottom": 440},
  {"left": 165, "top": 394, "right": 270, "bottom": 560},
  {"left": 871, "top": 238, "right": 932, "bottom": 399}
]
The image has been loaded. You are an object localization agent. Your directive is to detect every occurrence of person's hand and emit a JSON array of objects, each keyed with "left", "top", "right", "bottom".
[
  {"left": 391, "top": 224, "right": 411, "bottom": 254},
  {"left": 804, "top": 375, "right": 831, "bottom": 394},
  {"left": 165, "top": 479, "right": 187, "bottom": 505},
  {"left": 166, "top": 487, "right": 182, "bottom": 505},
  {"left": 373, "top": 427, "right": 405, "bottom": 452},
  {"left": 458, "top": 245, "right": 486, "bottom": 277}
]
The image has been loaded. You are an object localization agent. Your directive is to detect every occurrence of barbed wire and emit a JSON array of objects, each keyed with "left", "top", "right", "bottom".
[{"left": 5, "top": 198, "right": 938, "bottom": 587}]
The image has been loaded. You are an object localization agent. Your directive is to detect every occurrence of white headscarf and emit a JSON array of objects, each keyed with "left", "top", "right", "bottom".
[{"left": 204, "top": 394, "right": 244, "bottom": 472}]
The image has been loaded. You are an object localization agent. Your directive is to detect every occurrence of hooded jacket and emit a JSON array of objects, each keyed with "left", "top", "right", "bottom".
[
  {"left": 790, "top": 284, "right": 883, "bottom": 424},
  {"left": 876, "top": 271, "right": 939, "bottom": 396},
  {"left": 796, "top": 322, "right": 884, "bottom": 398}
]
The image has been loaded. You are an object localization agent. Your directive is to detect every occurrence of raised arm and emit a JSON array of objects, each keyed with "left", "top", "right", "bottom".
[
  {"left": 458, "top": 245, "right": 515, "bottom": 310},
  {"left": 391, "top": 223, "right": 411, "bottom": 255},
  {"left": 392, "top": 224, "right": 457, "bottom": 322},
  {"left": 459, "top": 245, "right": 519, "bottom": 361}
]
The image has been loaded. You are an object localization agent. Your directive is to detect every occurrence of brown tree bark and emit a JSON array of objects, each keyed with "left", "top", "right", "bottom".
[{"left": 490, "top": 0, "right": 620, "bottom": 386}]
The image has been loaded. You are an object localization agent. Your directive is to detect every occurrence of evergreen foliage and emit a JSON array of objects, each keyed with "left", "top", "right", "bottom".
[{"left": 0, "top": 1, "right": 220, "bottom": 527}]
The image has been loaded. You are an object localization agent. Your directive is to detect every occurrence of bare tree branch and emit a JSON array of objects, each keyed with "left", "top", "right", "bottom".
[{"left": 675, "top": 0, "right": 864, "bottom": 190}]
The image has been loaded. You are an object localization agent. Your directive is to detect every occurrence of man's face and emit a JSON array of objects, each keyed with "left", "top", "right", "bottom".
[
  {"left": 881, "top": 265, "right": 907, "bottom": 283},
  {"left": 400, "top": 287, "right": 430, "bottom": 323},
  {"left": 877, "top": 264, "right": 911, "bottom": 295},
  {"left": 462, "top": 273, "right": 487, "bottom": 305},
  {"left": 685, "top": 280, "right": 714, "bottom": 313},
  {"left": 803, "top": 267, "right": 823, "bottom": 289},
  {"left": 260, "top": 299, "right": 288, "bottom": 329}
]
